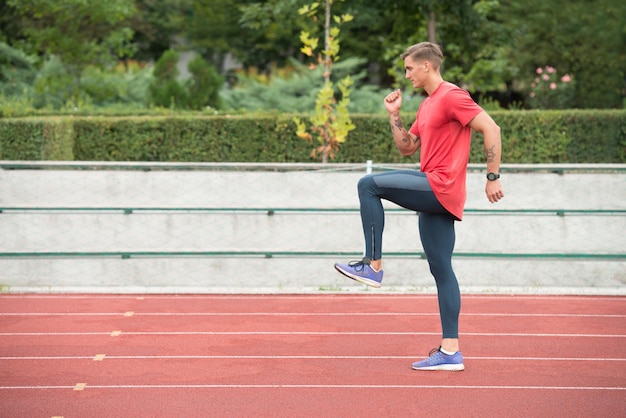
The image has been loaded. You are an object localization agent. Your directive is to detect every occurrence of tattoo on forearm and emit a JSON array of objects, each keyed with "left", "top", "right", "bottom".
[
  {"left": 486, "top": 145, "right": 496, "bottom": 163},
  {"left": 390, "top": 113, "right": 403, "bottom": 129},
  {"left": 389, "top": 113, "right": 411, "bottom": 143},
  {"left": 390, "top": 112, "right": 419, "bottom": 148}
]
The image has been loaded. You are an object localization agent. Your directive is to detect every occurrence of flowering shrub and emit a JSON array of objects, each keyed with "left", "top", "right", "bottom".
[{"left": 528, "top": 66, "right": 576, "bottom": 109}]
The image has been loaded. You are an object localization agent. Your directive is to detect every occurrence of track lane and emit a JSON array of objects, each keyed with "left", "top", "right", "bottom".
[
  {"left": 5, "top": 386, "right": 624, "bottom": 418},
  {"left": 1, "top": 294, "right": 624, "bottom": 417}
]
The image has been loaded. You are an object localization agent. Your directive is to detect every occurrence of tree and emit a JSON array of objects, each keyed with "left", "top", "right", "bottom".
[
  {"left": 236, "top": 0, "right": 310, "bottom": 70},
  {"left": 149, "top": 49, "right": 188, "bottom": 108},
  {"left": 186, "top": 55, "right": 224, "bottom": 110},
  {"left": 0, "top": 0, "right": 22, "bottom": 45},
  {"left": 148, "top": 50, "right": 224, "bottom": 110},
  {"left": 340, "top": 0, "right": 510, "bottom": 94},
  {"left": 130, "top": 0, "right": 194, "bottom": 62},
  {"left": 0, "top": 42, "right": 37, "bottom": 95},
  {"left": 293, "top": 0, "right": 355, "bottom": 163},
  {"left": 187, "top": 0, "right": 302, "bottom": 72},
  {"left": 3, "top": 0, "right": 623, "bottom": 111},
  {"left": 7, "top": 0, "right": 137, "bottom": 99},
  {"left": 497, "top": 0, "right": 626, "bottom": 109}
]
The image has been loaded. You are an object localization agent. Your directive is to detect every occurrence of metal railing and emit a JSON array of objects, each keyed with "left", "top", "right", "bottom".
[{"left": 2, "top": 161, "right": 624, "bottom": 261}]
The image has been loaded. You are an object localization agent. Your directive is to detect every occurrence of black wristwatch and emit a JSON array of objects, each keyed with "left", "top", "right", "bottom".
[{"left": 486, "top": 172, "right": 500, "bottom": 181}]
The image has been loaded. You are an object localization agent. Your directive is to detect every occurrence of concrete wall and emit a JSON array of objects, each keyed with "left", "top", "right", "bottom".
[{"left": 1, "top": 162, "right": 624, "bottom": 294}]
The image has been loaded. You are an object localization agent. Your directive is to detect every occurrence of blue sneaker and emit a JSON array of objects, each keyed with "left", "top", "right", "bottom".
[
  {"left": 411, "top": 347, "right": 465, "bottom": 371},
  {"left": 334, "top": 257, "right": 383, "bottom": 288}
]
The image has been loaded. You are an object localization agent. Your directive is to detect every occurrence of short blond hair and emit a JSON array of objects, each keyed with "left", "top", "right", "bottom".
[{"left": 401, "top": 42, "right": 443, "bottom": 69}]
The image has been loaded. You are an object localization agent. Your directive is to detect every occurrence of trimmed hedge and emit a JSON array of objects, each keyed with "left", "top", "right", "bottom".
[
  {"left": 0, "top": 117, "right": 75, "bottom": 161},
  {"left": 1, "top": 110, "right": 624, "bottom": 163}
]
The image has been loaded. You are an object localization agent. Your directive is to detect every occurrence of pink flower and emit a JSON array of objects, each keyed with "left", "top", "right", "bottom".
[
  {"left": 546, "top": 66, "right": 556, "bottom": 74},
  {"left": 550, "top": 83, "right": 557, "bottom": 90},
  {"left": 542, "top": 74, "right": 550, "bottom": 81},
  {"left": 536, "top": 67, "right": 543, "bottom": 74},
  {"left": 529, "top": 92, "right": 535, "bottom": 97},
  {"left": 561, "top": 74, "right": 571, "bottom": 83}
]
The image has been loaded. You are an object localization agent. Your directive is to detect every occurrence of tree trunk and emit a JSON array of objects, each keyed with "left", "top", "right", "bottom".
[
  {"left": 324, "top": 0, "right": 331, "bottom": 83},
  {"left": 322, "top": 0, "right": 331, "bottom": 163},
  {"left": 427, "top": 11, "right": 436, "bottom": 44}
]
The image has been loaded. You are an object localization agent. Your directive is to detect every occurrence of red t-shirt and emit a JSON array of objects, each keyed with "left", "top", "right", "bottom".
[{"left": 409, "top": 82, "right": 483, "bottom": 221}]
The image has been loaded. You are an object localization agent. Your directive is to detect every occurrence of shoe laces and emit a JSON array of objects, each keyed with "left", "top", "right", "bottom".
[
  {"left": 348, "top": 257, "right": 371, "bottom": 272},
  {"left": 428, "top": 347, "right": 442, "bottom": 357}
]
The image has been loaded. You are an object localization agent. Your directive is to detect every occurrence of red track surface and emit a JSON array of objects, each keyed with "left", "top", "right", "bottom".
[{"left": 1, "top": 294, "right": 625, "bottom": 417}]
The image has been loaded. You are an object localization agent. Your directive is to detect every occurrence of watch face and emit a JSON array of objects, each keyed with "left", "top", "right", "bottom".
[{"left": 487, "top": 173, "right": 499, "bottom": 181}]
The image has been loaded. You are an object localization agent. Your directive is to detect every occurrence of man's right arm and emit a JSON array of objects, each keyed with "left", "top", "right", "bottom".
[{"left": 389, "top": 111, "right": 421, "bottom": 156}]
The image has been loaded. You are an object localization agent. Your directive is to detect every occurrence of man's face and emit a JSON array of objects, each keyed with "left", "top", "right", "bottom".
[{"left": 404, "top": 56, "right": 428, "bottom": 89}]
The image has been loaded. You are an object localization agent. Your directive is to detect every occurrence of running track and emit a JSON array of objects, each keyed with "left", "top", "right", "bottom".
[{"left": 1, "top": 294, "right": 625, "bottom": 417}]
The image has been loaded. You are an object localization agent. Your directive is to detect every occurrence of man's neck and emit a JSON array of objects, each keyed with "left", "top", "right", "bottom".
[{"left": 424, "top": 76, "right": 445, "bottom": 96}]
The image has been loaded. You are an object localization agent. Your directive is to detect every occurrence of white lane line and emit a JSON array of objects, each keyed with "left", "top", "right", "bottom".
[
  {"left": 1, "top": 294, "right": 624, "bottom": 301},
  {"left": 1, "top": 355, "right": 625, "bottom": 362},
  {"left": 1, "top": 331, "right": 625, "bottom": 337},
  {"left": 0, "top": 331, "right": 625, "bottom": 338},
  {"left": 0, "top": 384, "right": 624, "bottom": 391},
  {"left": 2, "top": 312, "right": 625, "bottom": 318}
]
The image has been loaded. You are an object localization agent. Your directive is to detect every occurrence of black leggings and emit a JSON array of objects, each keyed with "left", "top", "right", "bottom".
[{"left": 357, "top": 170, "right": 460, "bottom": 338}]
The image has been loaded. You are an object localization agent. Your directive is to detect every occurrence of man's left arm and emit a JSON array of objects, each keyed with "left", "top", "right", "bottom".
[{"left": 469, "top": 111, "right": 504, "bottom": 203}]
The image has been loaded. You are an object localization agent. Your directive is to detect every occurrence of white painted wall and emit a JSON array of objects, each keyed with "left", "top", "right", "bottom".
[{"left": 1, "top": 163, "right": 624, "bottom": 294}]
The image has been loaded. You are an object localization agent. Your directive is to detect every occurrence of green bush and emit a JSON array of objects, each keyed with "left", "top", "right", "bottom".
[
  {"left": 70, "top": 115, "right": 312, "bottom": 162},
  {"left": 1, "top": 110, "right": 624, "bottom": 163},
  {"left": 1, "top": 54, "right": 154, "bottom": 114},
  {"left": 0, "top": 42, "right": 37, "bottom": 99},
  {"left": 148, "top": 50, "right": 224, "bottom": 111},
  {"left": 33, "top": 56, "right": 79, "bottom": 109},
  {"left": 149, "top": 50, "right": 188, "bottom": 109},
  {"left": 221, "top": 58, "right": 386, "bottom": 114},
  {"left": 0, "top": 117, "right": 73, "bottom": 160},
  {"left": 185, "top": 56, "right": 223, "bottom": 110}
]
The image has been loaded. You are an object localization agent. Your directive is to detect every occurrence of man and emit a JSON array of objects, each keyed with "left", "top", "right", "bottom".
[{"left": 334, "top": 42, "right": 504, "bottom": 371}]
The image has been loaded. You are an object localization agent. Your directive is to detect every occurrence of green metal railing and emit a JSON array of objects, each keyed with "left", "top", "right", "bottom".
[
  {"left": 2, "top": 161, "right": 626, "bottom": 173},
  {"left": 0, "top": 251, "right": 623, "bottom": 260},
  {"left": 0, "top": 206, "right": 624, "bottom": 260},
  {"left": 1, "top": 207, "right": 624, "bottom": 215},
  {"left": 2, "top": 161, "right": 624, "bottom": 261}
]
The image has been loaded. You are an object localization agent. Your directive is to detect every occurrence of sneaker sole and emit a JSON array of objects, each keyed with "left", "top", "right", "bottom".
[
  {"left": 334, "top": 265, "right": 382, "bottom": 288},
  {"left": 411, "top": 364, "right": 465, "bottom": 371}
]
